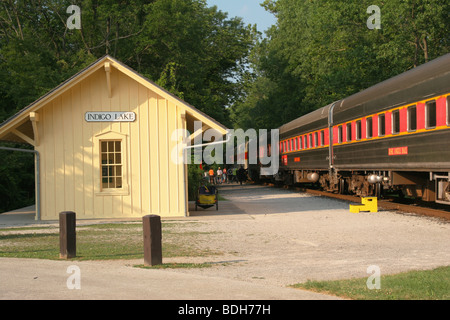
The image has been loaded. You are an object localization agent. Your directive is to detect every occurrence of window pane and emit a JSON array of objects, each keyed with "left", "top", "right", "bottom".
[
  {"left": 379, "top": 114, "right": 386, "bottom": 136},
  {"left": 100, "top": 140, "right": 122, "bottom": 189},
  {"left": 392, "top": 110, "right": 400, "bottom": 134},
  {"left": 408, "top": 105, "right": 417, "bottom": 131},
  {"left": 426, "top": 100, "right": 436, "bottom": 128},
  {"left": 102, "top": 166, "right": 108, "bottom": 179},
  {"left": 320, "top": 131, "right": 325, "bottom": 146},
  {"left": 346, "top": 123, "right": 352, "bottom": 142},
  {"left": 116, "top": 177, "right": 122, "bottom": 188},
  {"left": 108, "top": 141, "right": 114, "bottom": 152},
  {"left": 338, "top": 126, "right": 343, "bottom": 143},
  {"left": 356, "top": 120, "right": 361, "bottom": 140},
  {"left": 106, "top": 153, "right": 113, "bottom": 164},
  {"left": 366, "top": 117, "right": 373, "bottom": 138},
  {"left": 314, "top": 132, "right": 318, "bottom": 147}
]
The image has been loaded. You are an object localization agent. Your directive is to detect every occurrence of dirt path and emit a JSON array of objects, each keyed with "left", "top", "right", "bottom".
[{"left": 162, "top": 184, "right": 450, "bottom": 287}]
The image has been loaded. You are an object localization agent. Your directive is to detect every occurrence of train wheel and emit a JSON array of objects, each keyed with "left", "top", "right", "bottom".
[
  {"left": 375, "top": 183, "right": 382, "bottom": 198},
  {"left": 339, "top": 178, "right": 346, "bottom": 194}
]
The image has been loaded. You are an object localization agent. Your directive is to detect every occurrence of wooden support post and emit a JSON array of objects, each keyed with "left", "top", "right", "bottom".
[
  {"left": 59, "top": 211, "right": 76, "bottom": 259},
  {"left": 143, "top": 215, "right": 162, "bottom": 266},
  {"left": 105, "top": 62, "right": 112, "bottom": 98}
]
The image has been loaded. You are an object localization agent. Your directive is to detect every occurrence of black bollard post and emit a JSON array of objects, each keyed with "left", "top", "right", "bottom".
[
  {"left": 143, "top": 215, "right": 162, "bottom": 266},
  {"left": 59, "top": 211, "right": 76, "bottom": 259}
]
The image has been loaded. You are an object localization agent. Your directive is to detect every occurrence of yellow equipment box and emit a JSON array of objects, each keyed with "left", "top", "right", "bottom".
[{"left": 349, "top": 197, "right": 378, "bottom": 213}]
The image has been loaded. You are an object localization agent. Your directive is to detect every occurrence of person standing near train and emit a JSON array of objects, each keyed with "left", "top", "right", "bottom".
[
  {"left": 237, "top": 166, "right": 246, "bottom": 185},
  {"left": 209, "top": 168, "right": 215, "bottom": 184},
  {"left": 216, "top": 167, "right": 223, "bottom": 184}
]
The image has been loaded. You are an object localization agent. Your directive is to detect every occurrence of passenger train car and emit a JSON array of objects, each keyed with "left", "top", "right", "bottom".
[{"left": 258, "top": 53, "right": 450, "bottom": 205}]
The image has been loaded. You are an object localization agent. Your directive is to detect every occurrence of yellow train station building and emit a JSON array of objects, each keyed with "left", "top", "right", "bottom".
[{"left": 0, "top": 55, "right": 227, "bottom": 220}]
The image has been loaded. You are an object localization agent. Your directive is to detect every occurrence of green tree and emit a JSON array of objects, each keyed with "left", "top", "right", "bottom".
[{"left": 231, "top": 0, "right": 449, "bottom": 130}]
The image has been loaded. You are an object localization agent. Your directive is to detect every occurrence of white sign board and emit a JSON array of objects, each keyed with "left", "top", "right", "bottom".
[{"left": 85, "top": 112, "right": 136, "bottom": 122}]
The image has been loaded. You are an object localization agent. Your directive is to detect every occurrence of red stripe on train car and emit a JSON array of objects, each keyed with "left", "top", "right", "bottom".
[
  {"left": 436, "top": 97, "right": 447, "bottom": 127},
  {"left": 351, "top": 121, "right": 356, "bottom": 141},
  {"left": 416, "top": 103, "right": 425, "bottom": 130},
  {"left": 324, "top": 128, "right": 329, "bottom": 145},
  {"left": 372, "top": 114, "right": 378, "bottom": 138},
  {"left": 385, "top": 111, "right": 392, "bottom": 135},
  {"left": 333, "top": 126, "right": 339, "bottom": 144},
  {"left": 361, "top": 117, "right": 366, "bottom": 139},
  {"left": 400, "top": 107, "right": 407, "bottom": 132}
]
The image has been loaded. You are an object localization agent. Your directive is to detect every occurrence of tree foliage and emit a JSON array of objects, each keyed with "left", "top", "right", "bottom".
[
  {"left": 0, "top": 0, "right": 256, "bottom": 125},
  {"left": 230, "top": 0, "right": 449, "bottom": 129}
]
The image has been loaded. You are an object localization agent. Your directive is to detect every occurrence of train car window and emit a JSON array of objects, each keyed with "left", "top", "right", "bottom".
[
  {"left": 366, "top": 117, "right": 373, "bottom": 138},
  {"left": 426, "top": 100, "right": 436, "bottom": 128},
  {"left": 356, "top": 120, "right": 362, "bottom": 140},
  {"left": 309, "top": 134, "right": 312, "bottom": 148},
  {"left": 379, "top": 114, "right": 386, "bottom": 136},
  {"left": 320, "top": 130, "right": 325, "bottom": 146},
  {"left": 314, "top": 132, "right": 318, "bottom": 147},
  {"left": 392, "top": 110, "right": 400, "bottom": 134},
  {"left": 407, "top": 105, "right": 417, "bottom": 131},
  {"left": 283, "top": 141, "right": 286, "bottom": 153},
  {"left": 293, "top": 138, "right": 297, "bottom": 151},
  {"left": 346, "top": 123, "right": 352, "bottom": 142},
  {"left": 338, "top": 125, "right": 343, "bottom": 143}
]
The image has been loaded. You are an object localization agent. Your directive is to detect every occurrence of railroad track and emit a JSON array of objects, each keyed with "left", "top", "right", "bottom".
[{"left": 263, "top": 183, "right": 450, "bottom": 221}]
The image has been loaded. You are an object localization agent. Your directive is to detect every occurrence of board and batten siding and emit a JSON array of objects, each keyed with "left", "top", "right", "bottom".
[{"left": 37, "top": 67, "right": 187, "bottom": 220}]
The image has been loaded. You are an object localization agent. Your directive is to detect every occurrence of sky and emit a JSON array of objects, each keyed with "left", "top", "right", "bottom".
[{"left": 206, "top": 0, "right": 277, "bottom": 34}]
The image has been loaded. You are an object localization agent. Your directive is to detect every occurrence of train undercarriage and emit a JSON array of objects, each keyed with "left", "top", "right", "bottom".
[{"left": 271, "top": 169, "right": 450, "bottom": 205}]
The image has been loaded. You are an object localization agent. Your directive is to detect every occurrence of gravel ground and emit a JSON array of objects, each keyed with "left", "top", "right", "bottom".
[{"left": 162, "top": 184, "right": 450, "bottom": 287}]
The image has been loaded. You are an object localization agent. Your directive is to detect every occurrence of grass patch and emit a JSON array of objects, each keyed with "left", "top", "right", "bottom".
[
  {"left": 291, "top": 266, "right": 450, "bottom": 300},
  {"left": 0, "top": 222, "right": 220, "bottom": 261}
]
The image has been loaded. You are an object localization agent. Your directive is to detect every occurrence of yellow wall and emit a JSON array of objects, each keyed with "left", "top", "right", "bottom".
[{"left": 36, "top": 67, "right": 187, "bottom": 220}]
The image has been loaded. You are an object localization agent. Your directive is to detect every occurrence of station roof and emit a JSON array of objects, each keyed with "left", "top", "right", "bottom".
[{"left": 0, "top": 55, "right": 229, "bottom": 146}]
